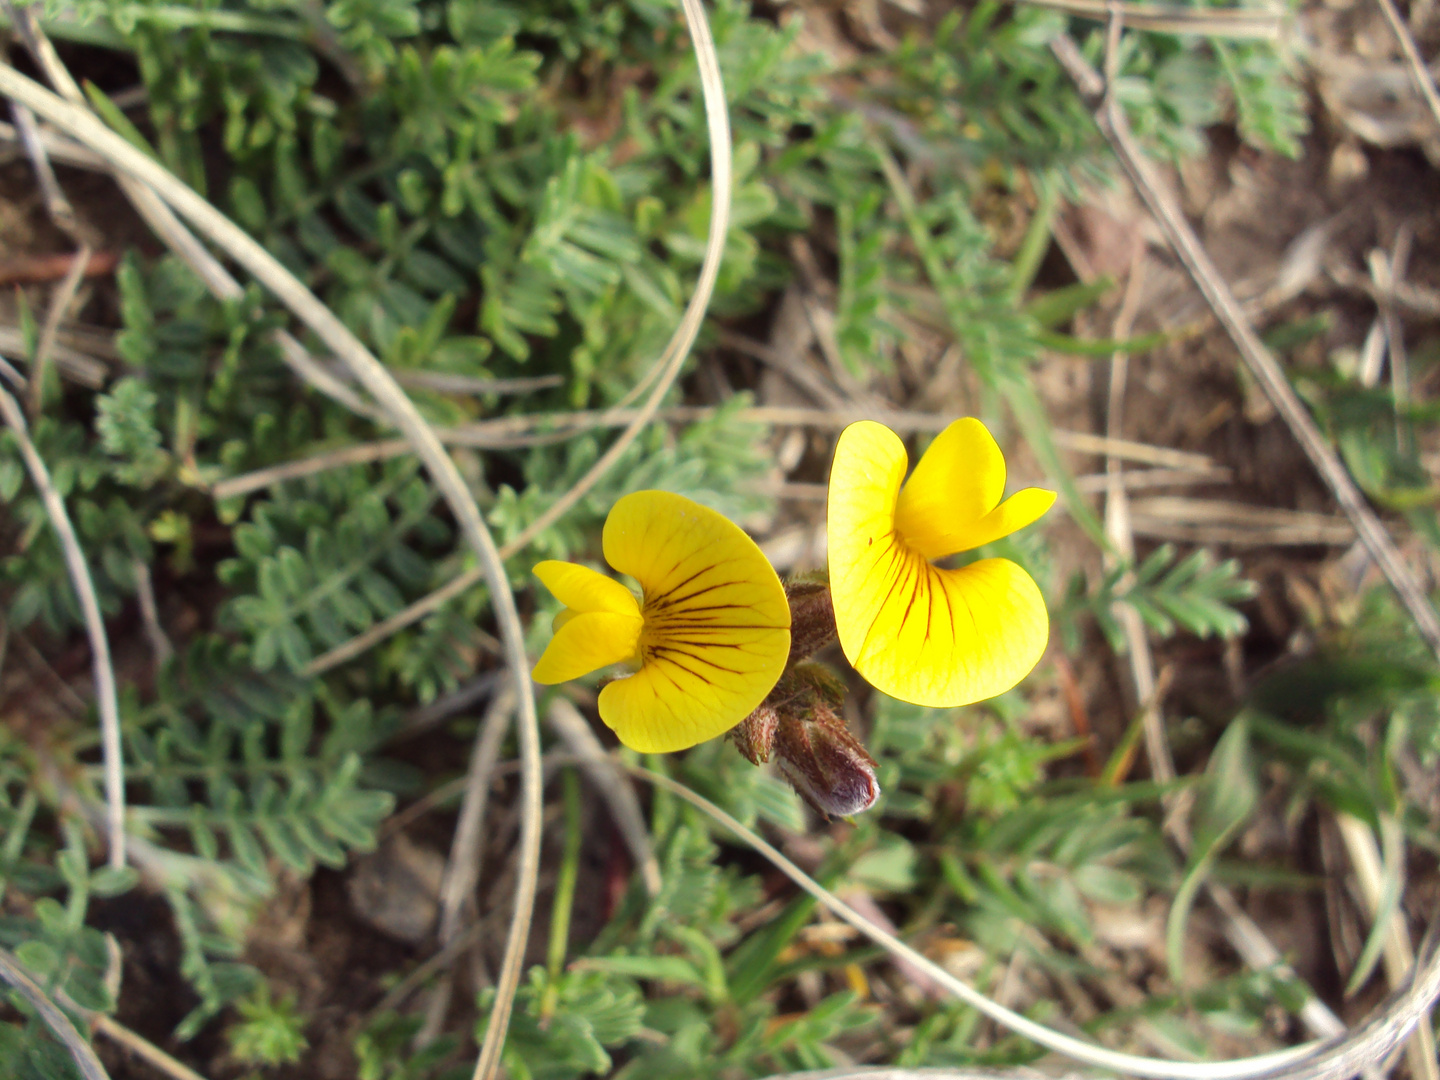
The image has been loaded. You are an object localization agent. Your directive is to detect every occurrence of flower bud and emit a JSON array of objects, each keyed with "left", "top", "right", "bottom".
[
  {"left": 773, "top": 700, "right": 879, "bottom": 818},
  {"left": 729, "top": 701, "right": 778, "bottom": 765}
]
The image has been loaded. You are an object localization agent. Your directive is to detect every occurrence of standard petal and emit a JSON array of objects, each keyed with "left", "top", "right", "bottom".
[
  {"left": 600, "top": 489, "right": 791, "bottom": 753},
  {"left": 598, "top": 617, "right": 792, "bottom": 752},
  {"left": 604, "top": 490, "right": 790, "bottom": 639},
  {"left": 532, "top": 610, "right": 643, "bottom": 685},
  {"left": 828, "top": 422, "right": 911, "bottom": 673},
  {"left": 534, "top": 560, "right": 640, "bottom": 617},
  {"left": 846, "top": 555, "right": 1048, "bottom": 708},
  {"left": 892, "top": 418, "right": 1009, "bottom": 560}
]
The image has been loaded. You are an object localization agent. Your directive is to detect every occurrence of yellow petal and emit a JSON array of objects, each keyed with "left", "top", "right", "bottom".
[
  {"left": 600, "top": 624, "right": 786, "bottom": 752},
  {"left": 532, "top": 610, "right": 643, "bottom": 685},
  {"left": 600, "top": 490, "right": 791, "bottom": 753},
  {"left": 893, "top": 418, "right": 1009, "bottom": 559},
  {"left": 839, "top": 543, "right": 1048, "bottom": 707},
  {"left": 826, "top": 420, "right": 910, "bottom": 569},
  {"left": 534, "top": 560, "right": 640, "bottom": 618},
  {"left": 945, "top": 486, "right": 1057, "bottom": 553}
]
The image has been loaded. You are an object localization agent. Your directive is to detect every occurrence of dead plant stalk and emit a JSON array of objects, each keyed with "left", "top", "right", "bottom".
[{"left": 0, "top": 384, "right": 125, "bottom": 868}]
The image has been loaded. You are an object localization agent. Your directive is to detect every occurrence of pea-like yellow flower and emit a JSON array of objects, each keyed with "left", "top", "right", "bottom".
[
  {"left": 827, "top": 418, "right": 1055, "bottom": 708},
  {"left": 531, "top": 490, "right": 791, "bottom": 753}
]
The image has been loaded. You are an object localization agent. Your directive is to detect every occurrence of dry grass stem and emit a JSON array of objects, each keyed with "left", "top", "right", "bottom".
[
  {"left": 419, "top": 685, "right": 515, "bottom": 1050},
  {"left": 0, "top": 947, "right": 110, "bottom": 1080},
  {"left": 0, "top": 117, "right": 106, "bottom": 169},
  {"left": 437, "top": 686, "right": 516, "bottom": 947},
  {"left": 29, "top": 242, "right": 92, "bottom": 416},
  {"left": 1358, "top": 317, "right": 1387, "bottom": 389},
  {"left": 1369, "top": 230, "right": 1414, "bottom": 455},
  {"left": 130, "top": 556, "right": 174, "bottom": 666},
  {"left": 1017, "top": 0, "right": 1280, "bottom": 37},
  {"left": 89, "top": 1013, "right": 209, "bottom": 1080},
  {"left": 1372, "top": 0, "right": 1440, "bottom": 133},
  {"left": 1335, "top": 813, "right": 1438, "bottom": 1080},
  {"left": 0, "top": 353, "right": 24, "bottom": 389},
  {"left": 1074, "top": 466, "right": 1232, "bottom": 492},
  {"left": 0, "top": 325, "right": 106, "bottom": 386},
  {"left": 0, "top": 384, "right": 125, "bottom": 868},
  {"left": 1103, "top": 252, "right": 1172, "bottom": 785},
  {"left": 388, "top": 370, "right": 563, "bottom": 396},
  {"left": 1126, "top": 497, "right": 1355, "bottom": 546},
  {"left": 211, "top": 438, "right": 413, "bottom": 500},
  {"left": 1051, "top": 32, "right": 1440, "bottom": 661},
  {"left": 717, "top": 327, "right": 849, "bottom": 410},
  {"left": 1331, "top": 262, "right": 1440, "bottom": 320},
  {"left": 7, "top": 98, "right": 82, "bottom": 239},
  {"left": 222, "top": 408, "right": 1212, "bottom": 505},
  {"left": 545, "top": 697, "right": 661, "bottom": 897}
]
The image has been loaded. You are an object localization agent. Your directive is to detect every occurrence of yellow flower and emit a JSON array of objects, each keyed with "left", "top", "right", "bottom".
[
  {"left": 532, "top": 490, "right": 791, "bottom": 753},
  {"left": 826, "top": 418, "right": 1055, "bottom": 708}
]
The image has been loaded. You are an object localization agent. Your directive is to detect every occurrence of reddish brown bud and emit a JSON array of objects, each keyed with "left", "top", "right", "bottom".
[
  {"left": 729, "top": 702, "right": 778, "bottom": 765},
  {"left": 773, "top": 701, "right": 879, "bottom": 818}
]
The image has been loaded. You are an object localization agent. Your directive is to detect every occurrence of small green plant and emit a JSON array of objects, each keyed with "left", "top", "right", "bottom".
[
  {"left": 226, "top": 984, "right": 310, "bottom": 1069},
  {"left": 1058, "top": 543, "right": 1259, "bottom": 655}
]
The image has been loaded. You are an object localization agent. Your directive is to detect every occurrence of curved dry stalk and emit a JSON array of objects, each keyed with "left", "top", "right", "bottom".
[
  {"left": 0, "top": 59, "right": 546, "bottom": 1071},
  {"left": 629, "top": 764, "right": 1314, "bottom": 1080},
  {"left": 19, "top": 956, "right": 213, "bottom": 1080},
  {"left": 0, "top": 947, "right": 110, "bottom": 1080},
  {"left": 630, "top": 764, "right": 1440, "bottom": 1080},
  {"left": 1335, "top": 812, "right": 1437, "bottom": 1080},
  {"left": 0, "top": 383, "right": 125, "bottom": 868}
]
